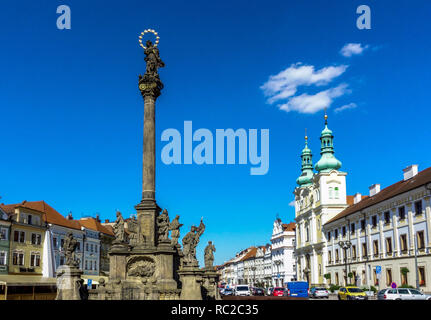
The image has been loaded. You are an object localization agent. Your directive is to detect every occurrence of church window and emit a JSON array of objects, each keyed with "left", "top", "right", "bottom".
[{"left": 334, "top": 187, "right": 339, "bottom": 199}]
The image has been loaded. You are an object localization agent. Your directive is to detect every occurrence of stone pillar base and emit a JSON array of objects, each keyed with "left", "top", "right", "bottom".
[
  {"left": 55, "top": 265, "right": 84, "bottom": 300},
  {"left": 178, "top": 267, "right": 204, "bottom": 300},
  {"left": 202, "top": 270, "right": 222, "bottom": 300}
]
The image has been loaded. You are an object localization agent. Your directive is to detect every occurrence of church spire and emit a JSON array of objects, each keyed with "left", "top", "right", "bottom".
[
  {"left": 315, "top": 112, "right": 342, "bottom": 173},
  {"left": 296, "top": 129, "right": 314, "bottom": 187}
]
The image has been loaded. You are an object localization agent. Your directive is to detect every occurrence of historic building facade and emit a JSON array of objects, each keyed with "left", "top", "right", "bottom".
[
  {"left": 271, "top": 219, "right": 296, "bottom": 286},
  {"left": 324, "top": 165, "right": 431, "bottom": 292},
  {"left": 0, "top": 208, "right": 11, "bottom": 274},
  {"left": 218, "top": 218, "right": 296, "bottom": 288},
  {"left": 2, "top": 203, "right": 47, "bottom": 275},
  {"left": 294, "top": 116, "right": 349, "bottom": 286}
]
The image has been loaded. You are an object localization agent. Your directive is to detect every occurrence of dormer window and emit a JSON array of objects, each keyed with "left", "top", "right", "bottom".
[{"left": 28, "top": 215, "right": 32, "bottom": 225}]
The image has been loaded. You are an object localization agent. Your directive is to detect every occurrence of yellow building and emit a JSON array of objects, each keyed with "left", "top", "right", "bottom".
[{"left": 1, "top": 202, "right": 47, "bottom": 275}]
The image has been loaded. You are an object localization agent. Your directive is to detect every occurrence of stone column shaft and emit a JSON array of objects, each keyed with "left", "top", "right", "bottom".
[{"left": 143, "top": 94, "right": 156, "bottom": 200}]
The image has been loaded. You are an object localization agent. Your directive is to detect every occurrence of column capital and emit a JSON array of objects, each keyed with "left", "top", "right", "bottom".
[{"left": 138, "top": 74, "right": 163, "bottom": 99}]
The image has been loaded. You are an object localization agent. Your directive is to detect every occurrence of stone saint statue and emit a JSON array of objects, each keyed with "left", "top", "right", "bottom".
[
  {"left": 144, "top": 40, "right": 165, "bottom": 77},
  {"left": 182, "top": 218, "right": 205, "bottom": 266},
  {"left": 204, "top": 241, "right": 216, "bottom": 269},
  {"left": 113, "top": 211, "right": 126, "bottom": 243},
  {"left": 157, "top": 209, "right": 170, "bottom": 242},
  {"left": 63, "top": 232, "right": 79, "bottom": 267},
  {"left": 168, "top": 215, "right": 183, "bottom": 246}
]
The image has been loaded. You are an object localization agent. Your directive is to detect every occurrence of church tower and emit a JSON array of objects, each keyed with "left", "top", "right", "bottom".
[{"left": 296, "top": 130, "right": 314, "bottom": 187}]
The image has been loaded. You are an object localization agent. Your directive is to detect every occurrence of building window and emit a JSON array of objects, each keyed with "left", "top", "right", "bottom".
[
  {"left": 351, "top": 223, "right": 355, "bottom": 234},
  {"left": 61, "top": 238, "right": 65, "bottom": 249},
  {"left": 342, "top": 226, "right": 346, "bottom": 237},
  {"left": 12, "top": 251, "right": 24, "bottom": 266},
  {"left": 329, "top": 187, "right": 333, "bottom": 199},
  {"left": 372, "top": 216, "right": 377, "bottom": 228},
  {"left": 417, "top": 231, "right": 425, "bottom": 249},
  {"left": 400, "top": 234, "right": 408, "bottom": 252},
  {"left": 352, "top": 245, "right": 357, "bottom": 259},
  {"left": 14, "top": 231, "right": 25, "bottom": 243},
  {"left": 60, "top": 256, "right": 65, "bottom": 265},
  {"left": 27, "top": 215, "right": 32, "bottom": 225},
  {"left": 77, "top": 242, "right": 81, "bottom": 251},
  {"left": 362, "top": 243, "right": 367, "bottom": 258},
  {"left": 335, "top": 272, "right": 339, "bottom": 285},
  {"left": 414, "top": 201, "right": 423, "bottom": 216},
  {"left": 334, "top": 187, "right": 339, "bottom": 199},
  {"left": 31, "top": 233, "right": 42, "bottom": 245},
  {"left": 30, "top": 252, "right": 41, "bottom": 267},
  {"left": 386, "top": 237, "right": 392, "bottom": 254},
  {"left": 335, "top": 229, "right": 338, "bottom": 239},
  {"left": 53, "top": 237, "right": 57, "bottom": 248},
  {"left": 86, "top": 243, "right": 89, "bottom": 251},
  {"left": 85, "top": 261, "right": 88, "bottom": 270},
  {"left": 386, "top": 269, "right": 393, "bottom": 286},
  {"left": 361, "top": 220, "right": 365, "bottom": 231},
  {"left": 384, "top": 211, "right": 390, "bottom": 224},
  {"left": 373, "top": 240, "right": 379, "bottom": 256},
  {"left": 419, "top": 267, "right": 426, "bottom": 286},
  {"left": 327, "top": 232, "right": 331, "bottom": 241},
  {"left": 328, "top": 251, "right": 332, "bottom": 263},
  {"left": 401, "top": 268, "right": 408, "bottom": 285},
  {"left": 335, "top": 249, "right": 339, "bottom": 262},
  {"left": 95, "top": 245, "right": 98, "bottom": 253},
  {"left": 0, "top": 251, "right": 7, "bottom": 265},
  {"left": 0, "top": 228, "right": 7, "bottom": 240},
  {"left": 398, "top": 207, "right": 406, "bottom": 220}
]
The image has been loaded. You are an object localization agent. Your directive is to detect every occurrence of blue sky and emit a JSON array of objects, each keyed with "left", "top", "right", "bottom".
[{"left": 1, "top": 0, "right": 430, "bottom": 265}]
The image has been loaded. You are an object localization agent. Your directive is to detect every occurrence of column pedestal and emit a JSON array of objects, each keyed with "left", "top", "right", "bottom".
[
  {"left": 178, "top": 267, "right": 204, "bottom": 300},
  {"left": 55, "top": 265, "right": 84, "bottom": 300}
]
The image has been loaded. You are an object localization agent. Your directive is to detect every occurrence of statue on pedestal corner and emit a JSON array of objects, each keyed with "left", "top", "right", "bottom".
[
  {"left": 113, "top": 211, "right": 126, "bottom": 243},
  {"left": 182, "top": 218, "right": 205, "bottom": 266},
  {"left": 168, "top": 215, "right": 183, "bottom": 246},
  {"left": 204, "top": 241, "right": 216, "bottom": 269},
  {"left": 157, "top": 209, "right": 170, "bottom": 242},
  {"left": 144, "top": 40, "right": 165, "bottom": 77},
  {"left": 63, "top": 232, "right": 80, "bottom": 267}
]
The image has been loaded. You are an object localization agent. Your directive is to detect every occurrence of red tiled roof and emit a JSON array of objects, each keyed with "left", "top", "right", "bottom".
[
  {"left": 240, "top": 247, "right": 257, "bottom": 261},
  {"left": 326, "top": 166, "right": 431, "bottom": 225},
  {"left": 0, "top": 200, "right": 81, "bottom": 230},
  {"left": 79, "top": 218, "right": 114, "bottom": 236},
  {"left": 282, "top": 222, "right": 296, "bottom": 232}
]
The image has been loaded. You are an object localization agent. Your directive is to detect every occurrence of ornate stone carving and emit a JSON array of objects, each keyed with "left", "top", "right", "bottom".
[
  {"left": 126, "top": 256, "right": 156, "bottom": 278},
  {"left": 138, "top": 40, "right": 165, "bottom": 98},
  {"left": 63, "top": 232, "right": 80, "bottom": 267},
  {"left": 204, "top": 241, "right": 216, "bottom": 269}
]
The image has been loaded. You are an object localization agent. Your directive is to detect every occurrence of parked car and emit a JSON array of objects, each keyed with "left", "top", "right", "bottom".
[
  {"left": 267, "top": 287, "right": 274, "bottom": 296},
  {"left": 286, "top": 281, "right": 309, "bottom": 298},
  {"left": 338, "top": 286, "right": 368, "bottom": 300},
  {"left": 251, "top": 287, "right": 265, "bottom": 296},
  {"left": 309, "top": 287, "right": 329, "bottom": 299},
  {"left": 377, "top": 288, "right": 431, "bottom": 300},
  {"left": 222, "top": 288, "right": 234, "bottom": 296},
  {"left": 272, "top": 287, "right": 285, "bottom": 296},
  {"left": 235, "top": 285, "right": 251, "bottom": 296}
]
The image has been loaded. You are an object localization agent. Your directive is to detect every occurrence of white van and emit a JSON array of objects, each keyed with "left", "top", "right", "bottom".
[{"left": 235, "top": 285, "right": 251, "bottom": 296}]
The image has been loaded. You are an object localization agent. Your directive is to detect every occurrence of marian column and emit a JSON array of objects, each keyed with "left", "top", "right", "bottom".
[{"left": 136, "top": 30, "right": 165, "bottom": 247}]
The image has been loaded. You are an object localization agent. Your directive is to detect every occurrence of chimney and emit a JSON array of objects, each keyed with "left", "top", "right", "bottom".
[
  {"left": 66, "top": 212, "right": 73, "bottom": 220},
  {"left": 369, "top": 184, "right": 381, "bottom": 197},
  {"left": 403, "top": 165, "right": 418, "bottom": 181},
  {"left": 354, "top": 193, "right": 362, "bottom": 204},
  {"left": 104, "top": 219, "right": 110, "bottom": 223}
]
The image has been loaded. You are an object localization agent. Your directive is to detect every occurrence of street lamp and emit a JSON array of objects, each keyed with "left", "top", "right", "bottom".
[{"left": 338, "top": 240, "right": 352, "bottom": 286}]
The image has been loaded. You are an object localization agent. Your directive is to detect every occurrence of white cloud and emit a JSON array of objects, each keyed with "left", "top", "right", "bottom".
[
  {"left": 289, "top": 200, "right": 295, "bottom": 207},
  {"left": 260, "top": 63, "right": 348, "bottom": 104},
  {"left": 340, "top": 43, "right": 369, "bottom": 57},
  {"left": 278, "top": 84, "right": 349, "bottom": 114},
  {"left": 334, "top": 102, "right": 358, "bottom": 113}
]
